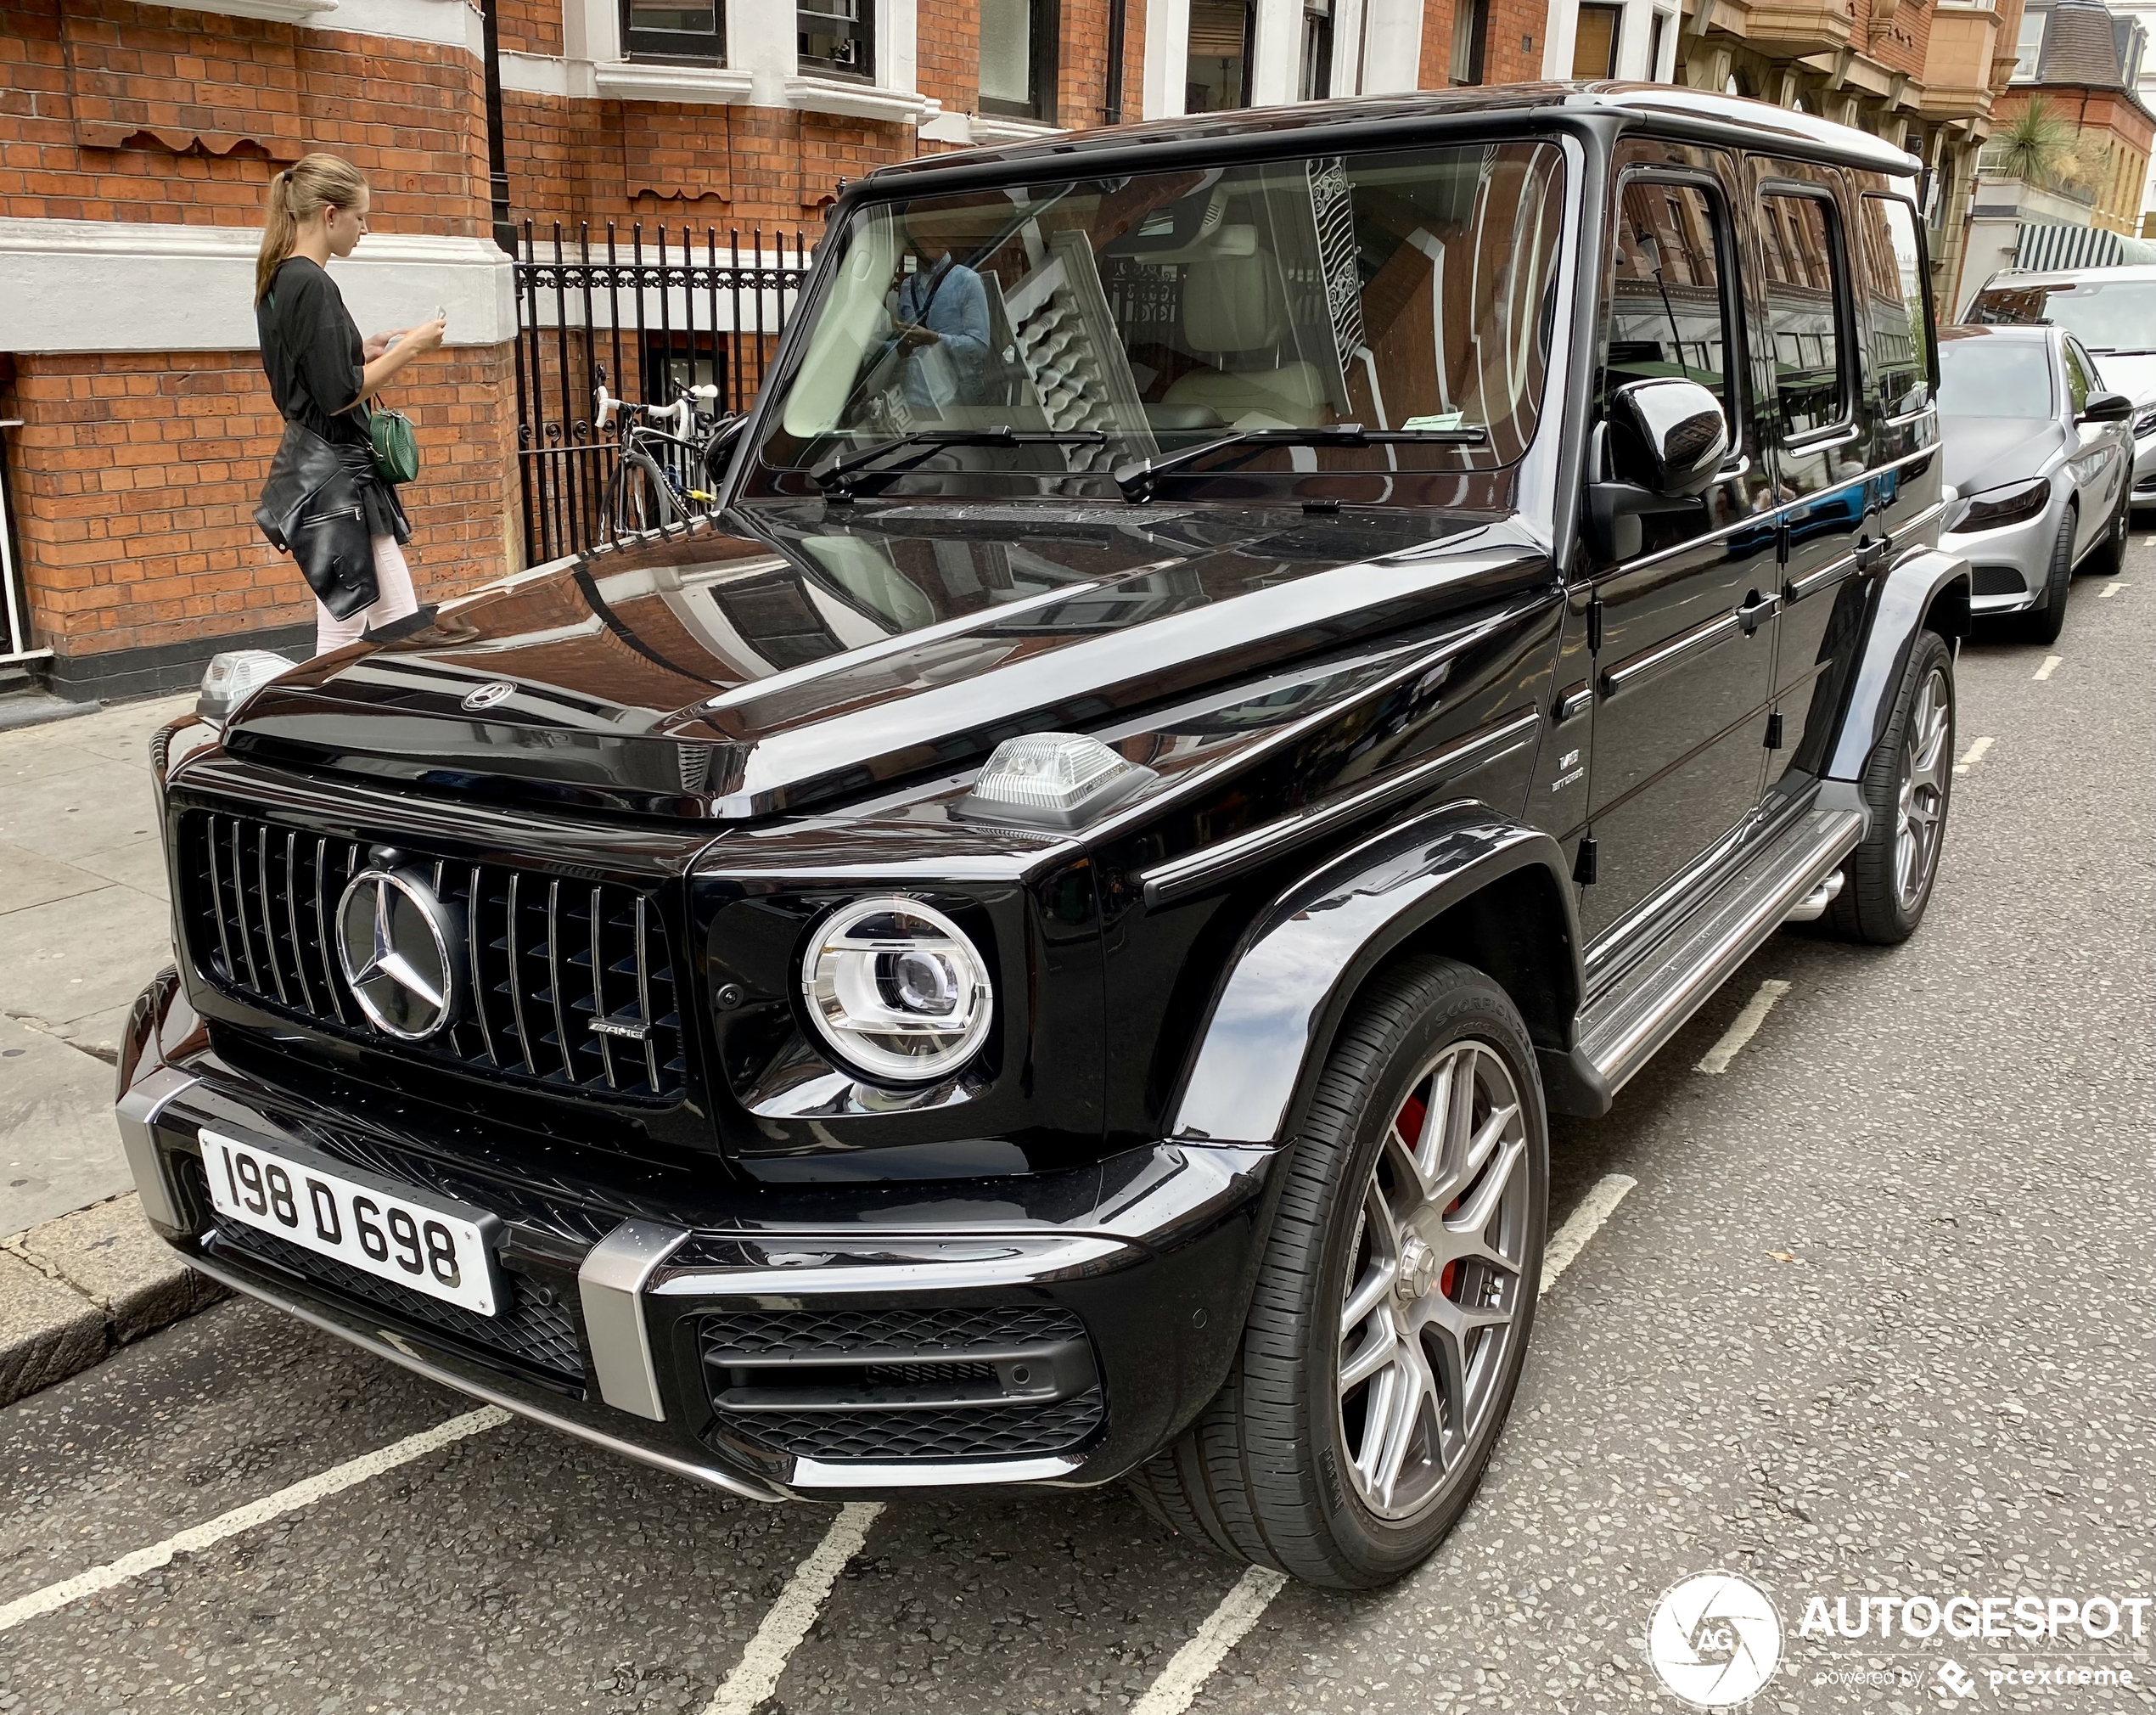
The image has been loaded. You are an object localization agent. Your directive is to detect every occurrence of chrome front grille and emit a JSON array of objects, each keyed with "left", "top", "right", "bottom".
[{"left": 181, "top": 810, "right": 686, "bottom": 1100}]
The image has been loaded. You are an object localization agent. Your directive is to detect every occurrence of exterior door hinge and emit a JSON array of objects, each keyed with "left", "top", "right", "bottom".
[
  {"left": 1573, "top": 835, "right": 1599, "bottom": 886},
  {"left": 1586, "top": 597, "right": 1604, "bottom": 655},
  {"left": 1765, "top": 711, "right": 1784, "bottom": 750}
]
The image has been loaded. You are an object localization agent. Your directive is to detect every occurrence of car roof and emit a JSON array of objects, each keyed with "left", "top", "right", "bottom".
[
  {"left": 1974, "top": 265, "right": 2156, "bottom": 290},
  {"left": 1940, "top": 323, "right": 2055, "bottom": 343},
  {"left": 865, "top": 81, "right": 1920, "bottom": 188}
]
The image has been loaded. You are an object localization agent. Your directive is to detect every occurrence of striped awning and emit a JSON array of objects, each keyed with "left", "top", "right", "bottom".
[{"left": 2013, "top": 222, "right": 2156, "bottom": 271}]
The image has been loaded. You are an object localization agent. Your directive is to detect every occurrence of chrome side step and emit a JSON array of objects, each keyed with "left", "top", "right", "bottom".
[{"left": 1577, "top": 808, "right": 1863, "bottom": 1095}]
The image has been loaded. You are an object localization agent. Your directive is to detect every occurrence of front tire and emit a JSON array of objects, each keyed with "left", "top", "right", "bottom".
[
  {"left": 1820, "top": 629, "right": 1952, "bottom": 945},
  {"left": 2002, "top": 503, "right": 2074, "bottom": 645},
  {"left": 2082, "top": 483, "right": 2129, "bottom": 578},
  {"left": 1129, "top": 957, "right": 1548, "bottom": 1589}
]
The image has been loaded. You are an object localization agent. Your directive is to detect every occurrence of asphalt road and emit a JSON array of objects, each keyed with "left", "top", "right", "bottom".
[{"left": 3, "top": 547, "right": 2149, "bottom": 1715}]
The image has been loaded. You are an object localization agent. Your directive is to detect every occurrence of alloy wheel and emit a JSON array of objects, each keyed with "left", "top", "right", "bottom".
[
  {"left": 1894, "top": 666, "right": 1951, "bottom": 912},
  {"left": 1336, "top": 1039, "right": 1532, "bottom": 1521}
]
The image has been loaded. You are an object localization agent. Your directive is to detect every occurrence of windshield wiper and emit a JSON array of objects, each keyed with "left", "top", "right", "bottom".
[
  {"left": 1113, "top": 423, "right": 1489, "bottom": 503},
  {"left": 811, "top": 427, "right": 1104, "bottom": 501}
]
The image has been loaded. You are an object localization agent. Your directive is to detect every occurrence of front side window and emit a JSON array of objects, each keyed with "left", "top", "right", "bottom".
[
  {"left": 800, "top": 0, "right": 873, "bottom": 79},
  {"left": 1935, "top": 337, "right": 2054, "bottom": 419},
  {"left": 1857, "top": 194, "right": 1933, "bottom": 415},
  {"left": 980, "top": 0, "right": 1058, "bottom": 119},
  {"left": 1187, "top": 0, "right": 1255, "bottom": 112},
  {"left": 1759, "top": 191, "right": 1849, "bottom": 440},
  {"left": 2062, "top": 338, "right": 2094, "bottom": 413},
  {"left": 760, "top": 143, "right": 1568, "bottom": 498},
  {"left": 625, "top": 0, "right": 724, "bottom": 61}
]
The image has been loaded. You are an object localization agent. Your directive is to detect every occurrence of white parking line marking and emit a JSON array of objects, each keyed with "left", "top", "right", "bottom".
[
  {"left": 1694, "top": 979, "right": 1793, "bottom": 1076},
  {"left": 1953, "top": 735, "right": 1995, "bottom": 775},
  {"left": 1540, "top": 1173, "right": 1638, "bottom": 1294},
  {"left": 705, "top": 1502, "right": 883, "bottom": 1715},
  {"left": 1131, "top": 1566, "right": 1291, "bottom": 1715},
  {"left": 2099, "top": 580, "right": 2126, "bottom": 599},
  {"left": 2032, "top": 655, "right": 2063, "bottom": 681},
  {"left": 1124, "top": 1172, "right": 1640, "bottom": 1715},
  {"left": 0, "top": 1406, "right": 508, "bottom": 1635}
]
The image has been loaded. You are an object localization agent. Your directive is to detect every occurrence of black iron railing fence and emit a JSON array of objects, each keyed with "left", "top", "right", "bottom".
[{"left": 513, "top": 221, "right": 815, "bottom": 565}]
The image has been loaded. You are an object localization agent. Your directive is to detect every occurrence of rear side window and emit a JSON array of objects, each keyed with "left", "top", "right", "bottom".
[
  {"left": 1758, "top": 190, "right": 1850, "bottom": 439},
  {"left": 1858, "top": 194, "right": 1933, "bottom": 416}
]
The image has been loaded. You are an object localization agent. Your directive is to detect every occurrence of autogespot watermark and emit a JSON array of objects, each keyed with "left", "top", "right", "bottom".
[{"left": 1646, "top": 1574, "right": 2152, "bottom": 1707}]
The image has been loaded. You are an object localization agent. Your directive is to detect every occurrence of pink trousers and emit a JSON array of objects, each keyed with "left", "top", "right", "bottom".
[{"left": 314, "top": 533, "right": 419, "bottom": 655}]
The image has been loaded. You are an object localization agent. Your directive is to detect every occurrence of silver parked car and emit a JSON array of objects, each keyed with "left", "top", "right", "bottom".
[
  {"left": 1937, "top": 323, "right": 2133, "bottom": 644},
  {"left": 1964, "top": 265, "right": 2156, "bottom": 510}
]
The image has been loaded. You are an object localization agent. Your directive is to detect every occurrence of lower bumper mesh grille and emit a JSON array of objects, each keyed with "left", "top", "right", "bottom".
[
  {"left": 1971, "top": 565, "right": 2028, "bottom": 597},
  {"left": 699, "top": 1304, "right": 1103, "bottom": 1465}
]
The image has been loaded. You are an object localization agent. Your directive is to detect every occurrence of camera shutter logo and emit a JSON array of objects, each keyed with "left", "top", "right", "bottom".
[
  {"left": 1647, "top": 1570, "right": 1784, "bottom": 1707},
  {"left": 461, "top": 681, "right": 515, "bottom": 711},
  {"left": 335, "top": 869, "right": 460, "bottom": 1041}
]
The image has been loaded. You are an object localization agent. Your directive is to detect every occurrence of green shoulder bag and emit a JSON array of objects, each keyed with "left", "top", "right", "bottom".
[{"left": 367, "top": 405, "right": 421, "bottom": 486}]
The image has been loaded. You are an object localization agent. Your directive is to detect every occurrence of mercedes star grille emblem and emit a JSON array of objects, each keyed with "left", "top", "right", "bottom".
[
  {"left": 462, "top": 681, "right": 515, "bottom": 711},
  {"left": 334, "top": 869, "right": 460, "bottom": 1040}
]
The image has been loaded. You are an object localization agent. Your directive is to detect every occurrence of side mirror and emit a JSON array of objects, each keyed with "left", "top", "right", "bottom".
[
  {"left": 1586, "top": 379, "right": 1732, "bottom": 562},
  {"left": 2080, "top": 390, "right": 2133, "bottom": 424},
  {"left": 1608, "top": 378, "right": 1731, "bottom": 496}
]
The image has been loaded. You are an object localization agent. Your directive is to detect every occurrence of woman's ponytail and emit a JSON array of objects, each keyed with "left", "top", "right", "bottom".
[{"left": 255, "top": 153, "right": 368, "bottom": 302}]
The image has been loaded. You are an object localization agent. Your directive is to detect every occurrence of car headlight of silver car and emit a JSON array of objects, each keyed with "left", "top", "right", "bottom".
[
  {"left": 801, "top": 897, "right": 994, "bottom": 1082},
  {"left": 1957, "top": 477, "right": 2051, "bottom": 532},
  {"left": 2134, "top": 405, "right": 2156, "bottom": 437}
]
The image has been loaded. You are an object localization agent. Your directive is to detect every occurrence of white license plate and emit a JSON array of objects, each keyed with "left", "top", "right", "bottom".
[{"left": 200, "top": 1129, "right": 503, "bottom": 1316}]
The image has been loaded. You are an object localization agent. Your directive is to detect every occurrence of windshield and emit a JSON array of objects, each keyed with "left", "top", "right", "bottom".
[
  {"left": 754, "top": 143, "right": 1567, "bottom": 498},
  {"left": 1936, "top": 339, "right": 2054, "bottom": 419},
  {"left": 1966, "top": 279, "right": 2156, "bottom": 352}
]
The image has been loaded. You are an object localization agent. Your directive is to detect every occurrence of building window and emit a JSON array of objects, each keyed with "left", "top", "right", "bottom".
[
  {"left": 1451, "top": 0, "right": 1490, "bottom": 84},
  {"left": 1300, "top": 0, "right": 1334, "bottom": 100},
  {"left": 1571, "top": 3, "right": 1622, "bottom": 77},
  {"left": 623, "top": 1, "right": 725, "bottom": 61},
  {"left": 980, "top": 0, "right": 1059, "bottom": 119},
  {"left": 1648, "top": 8, "right": 1669, "bottom": 80},
  {"left": 1187, "top": 0, "right": 1255, "bottom": 112},
  {"left": 2013, "top": 11, "right": 2046, "bottom": 79},
  {"left": 800, "top": 0, "right": 873, "bottom": 80}
]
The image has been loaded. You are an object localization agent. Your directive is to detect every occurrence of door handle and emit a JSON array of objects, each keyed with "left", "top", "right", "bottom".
[{"left": 1738, "top": 591, "right": 1782, "bottom": 636}]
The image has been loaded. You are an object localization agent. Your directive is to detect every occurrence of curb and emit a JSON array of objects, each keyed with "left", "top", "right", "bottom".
[{"left": 0, "top": 1193, "right": 227, "bottom": 1409}]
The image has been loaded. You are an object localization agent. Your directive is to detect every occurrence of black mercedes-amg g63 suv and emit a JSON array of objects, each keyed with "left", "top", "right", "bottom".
[{"left": 121, "top": 82, "right": 1967, "bottom": 1589}]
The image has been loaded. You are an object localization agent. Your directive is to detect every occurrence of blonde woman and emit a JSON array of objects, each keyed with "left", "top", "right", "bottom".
[{"left": 252, "top": 153, "right": 445, "bottom": 654}]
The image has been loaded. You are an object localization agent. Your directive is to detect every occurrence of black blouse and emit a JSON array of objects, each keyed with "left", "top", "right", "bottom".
[{"left": 257, "top": 256, "right": 369, "bottom": 448}]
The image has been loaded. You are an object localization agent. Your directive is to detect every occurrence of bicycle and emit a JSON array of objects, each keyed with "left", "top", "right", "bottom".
[{"left": 594, "top": 378, "right": 744, "bottom": 537}]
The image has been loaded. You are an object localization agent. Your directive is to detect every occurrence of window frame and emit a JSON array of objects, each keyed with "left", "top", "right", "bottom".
[
  {"left": 979, "top": 0, "right": 1062, "bottom": 121},
  {"left": 621, "top": 0, "right": 727, "bottom": 64},
  {"left": 1755, "top": 178, "right": 1859, "bottom": 450},
  {"left": 1599, "top": 166, "right": 1751, "bottom": 455},
  {"left": 1857, "top": 191, "right": 1939, "bottom": 422},
  {"left": 799, "top": 0, "right": 876, "bottom": 82},
  {"left": 1450, "top": 0, "right": 1491, "bottom": 84}
]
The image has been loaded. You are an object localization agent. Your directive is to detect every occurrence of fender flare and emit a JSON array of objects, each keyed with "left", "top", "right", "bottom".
[
  {"left": 1166, "top": 801, "right": 1587, "bottom": 1147},
  {"left": 1825, "top": 546, "right": 1970, "bottom": 783}
]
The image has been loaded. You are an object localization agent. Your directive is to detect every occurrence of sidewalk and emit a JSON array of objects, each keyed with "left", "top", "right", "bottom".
[{"left": 1, "top": 691, "right": 226, "bottom": 1405}]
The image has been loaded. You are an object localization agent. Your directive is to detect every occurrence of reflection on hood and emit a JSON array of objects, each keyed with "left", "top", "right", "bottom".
[{"left": 1940, "top": 417, "right": 2063, "bottom": 498}]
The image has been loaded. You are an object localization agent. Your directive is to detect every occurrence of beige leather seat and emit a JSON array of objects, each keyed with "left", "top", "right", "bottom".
[{"left": 1161, "top": 228, "right": 1328, "bottom": 428}]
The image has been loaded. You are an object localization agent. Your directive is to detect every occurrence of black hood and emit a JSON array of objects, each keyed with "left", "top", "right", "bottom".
[
  {"left": 224, "top": 503, "right": 1552, "bottom": 820},
  {"left": 1940, "top": 415, "right": 2063, "bottom": 498}
]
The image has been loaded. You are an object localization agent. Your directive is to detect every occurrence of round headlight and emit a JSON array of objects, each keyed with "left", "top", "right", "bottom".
[{"left": 801, "top": 897, "right": 993, "bottom": 1082}]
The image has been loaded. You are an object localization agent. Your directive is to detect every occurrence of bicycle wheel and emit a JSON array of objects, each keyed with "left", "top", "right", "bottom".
[{"left": 606, "top": 453, "right": 675, "bottom": 537}]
